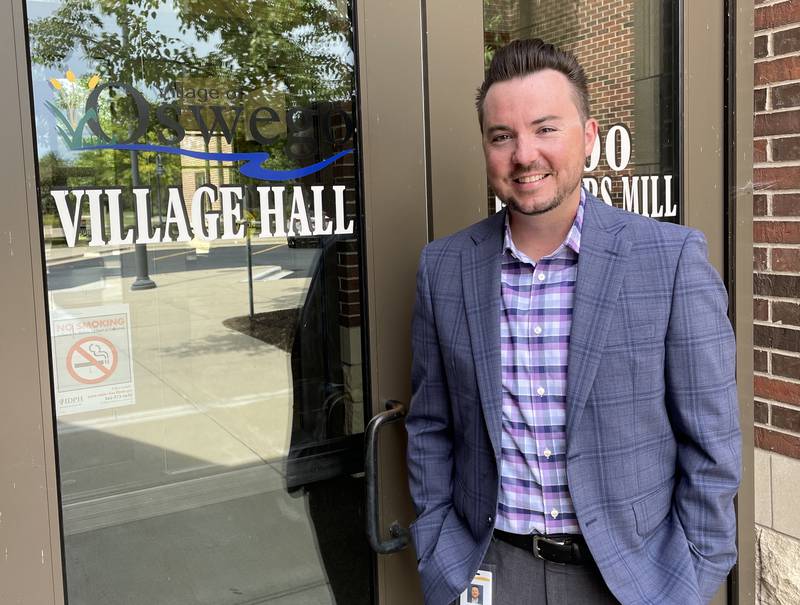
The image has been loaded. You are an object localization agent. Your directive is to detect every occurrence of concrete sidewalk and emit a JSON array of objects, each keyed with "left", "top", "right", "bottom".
[
  {"left": 47, "top": 246, "right": 360, "bottom": 605},
  {"left": 52, "top": 252, "right": 312, "bottom": 498}
]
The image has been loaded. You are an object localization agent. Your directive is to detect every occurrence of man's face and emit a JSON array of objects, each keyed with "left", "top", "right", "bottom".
[
  {"left": 481, "top": 69, "right": 598, "bottom": 216},
  {"left": 471, "top": 586, "right": 480, "bottom": 599}
]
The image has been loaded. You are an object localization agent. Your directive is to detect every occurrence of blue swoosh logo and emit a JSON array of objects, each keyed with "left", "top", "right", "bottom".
[{"left": 78, "top": 143, "right": 354, "bottom": 181}]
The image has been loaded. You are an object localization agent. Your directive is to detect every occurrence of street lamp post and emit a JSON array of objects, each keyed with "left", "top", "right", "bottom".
[{"left": 130, "top": 149, "right": 156, "bottom": 291}]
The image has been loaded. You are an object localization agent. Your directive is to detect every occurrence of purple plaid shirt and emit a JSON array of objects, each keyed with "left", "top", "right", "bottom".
[{"left": 495, "top": 190, "right": 585, "bottom": 536}]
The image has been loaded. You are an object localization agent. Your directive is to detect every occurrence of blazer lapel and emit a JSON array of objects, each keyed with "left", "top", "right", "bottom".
[
  {"left": 566, "top": 197, "right": 632, "bottom": 438},
  {"left": 462, "top": 210, "right": 505, "bottom": 461}
]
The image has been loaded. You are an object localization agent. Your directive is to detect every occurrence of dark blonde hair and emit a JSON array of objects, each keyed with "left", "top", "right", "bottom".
[{"left": 476, "top": 38, "right": 590, "bottom": 129}]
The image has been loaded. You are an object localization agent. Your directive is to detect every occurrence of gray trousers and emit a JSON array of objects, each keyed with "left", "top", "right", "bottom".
[{"left": 455, "top": 536, "right": 620, "bottom": 604}]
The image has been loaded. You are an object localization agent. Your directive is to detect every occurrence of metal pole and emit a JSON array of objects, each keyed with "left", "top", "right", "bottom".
[
  {"left": 121, "top": 13, "right": 155, "bottom": 291},
  {"left": 130, "top": 149, "right": 156, "bottom": 290},
  {"left": 156, "top": 153, "right": 164, "bottom": 228},
  {"left": 245, "top": 187, "right": 255, "bottom": 319}
]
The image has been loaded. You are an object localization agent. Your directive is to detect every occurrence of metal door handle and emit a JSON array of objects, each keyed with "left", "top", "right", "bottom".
[{"left": 365, "top": 399, "right": 410, "bottom": 554}]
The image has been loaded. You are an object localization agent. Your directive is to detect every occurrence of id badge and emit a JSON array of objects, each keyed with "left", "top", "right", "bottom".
[{"left": 459, "top": 569, "right": 493, "bottom": 605}]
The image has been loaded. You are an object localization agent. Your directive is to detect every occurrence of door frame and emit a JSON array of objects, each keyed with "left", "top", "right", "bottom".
[{"left": 0, "top": 1, "right": 65, "bottom": 603}]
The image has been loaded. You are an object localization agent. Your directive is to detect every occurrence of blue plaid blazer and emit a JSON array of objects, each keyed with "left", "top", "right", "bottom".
[{"left": 406, "top": 192, "right": 741, "bottom": 605}]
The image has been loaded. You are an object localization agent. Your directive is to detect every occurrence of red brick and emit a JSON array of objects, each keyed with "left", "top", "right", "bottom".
[
  {"left": 774, "top": 83, "right": 800, "bottom": 109},
  {"left": 773, "top": 193, "right": 800, "bottom": 216},
  {"left": 773, "top": 405, "right": 800, "bottom": 432},
  {"left": 755, "top": 139, "right": 769, "bottom": 163},
  {"left": 772, "top": 300, "right": 800, "bottom": 326},
  {"left": 336, "top": 239, "right": 359, "bottom": 253},
  {"left": 755, "top": 400, "right": 770, "bottom": 423},
  {"left": 760, "top": 322, "right": 800, "bottom": 360},
  {"left": 754, "top": 166, "right": 800, "bottom": 190},
  {"left": 755, "top": 88, "right": 768, "bottom": 112},
  {"left": 754, "top": 110, "right": 800, "bottom": 136},
  {"left": 754, "top": 220, "right": 800, "bottom": 243},
  {"left": 755, "top": 375, "right": 800, "bottom": 405},
  {"left": 754, "top": 247, "right": 769, "bottom": 271},
  {"left": 754, "top": 195, "right": 769, "bottom": 216},
  {"left": 775, "top": 26, "right": 800, "bottom": 55},
  {"left": 755, "top": 348, "right": 769, "bottom": 372},
  {"left": 755, "top": 296, "right": 770, "bottom": 319},
  {"left": 774, "top": 301, "right": 800, "bottom": 327},
  {"left": 755, "top": 55, "right": 800, "bottom": 85},
  {"left": 755, "top": 34, "right": 770, "bottom": 59},
  {"left": 755, "top": 1, "right": 800, "bottom": 31},
  {"left": 773, "top": 136, "right": 800, "bottom": 161},
  {"left": 774, "top": 248, "right": 800, "bottom": 271},
  {"left": 756, "top": 426, "right": 800, "bottom": 458},
  {"left": 338, "top": 288, "right": 361, "bottom": 304},
  {"left": 339, "top": 301, "right": 361, "bottom": 314},
  {"left": 774, "top": 353, "right": 800, "bottom": 380},
  {"left": 754, "top": 274, "right": 800, "bottom": 301},
  {"left": 339, "top": 315, "right": 360, "bottom": 328}
]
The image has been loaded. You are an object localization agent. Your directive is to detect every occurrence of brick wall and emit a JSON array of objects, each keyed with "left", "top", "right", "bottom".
[{"left": 753, "top": 0, "right": 800, "bottom": 459}]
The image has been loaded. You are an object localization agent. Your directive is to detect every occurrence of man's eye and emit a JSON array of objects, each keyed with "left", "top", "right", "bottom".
[
  {"left": 539, "top": 127, "right": 556, "bottom": 134},
  {"left": 492, "top": 134, "right": 511, "bottom": 142}
]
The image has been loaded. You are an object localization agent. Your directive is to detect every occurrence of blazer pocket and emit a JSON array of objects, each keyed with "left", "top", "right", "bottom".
[
  {"left": 605, "top": 322, "right": 656, "bottom": 347},
  {"left": 632, "top": 482, "right": 673, "bottom": 537}
]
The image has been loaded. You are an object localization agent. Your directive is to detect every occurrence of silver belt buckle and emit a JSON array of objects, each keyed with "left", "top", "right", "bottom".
[{"left": 533, "top": 535, "right": 568, "bottom": 565}]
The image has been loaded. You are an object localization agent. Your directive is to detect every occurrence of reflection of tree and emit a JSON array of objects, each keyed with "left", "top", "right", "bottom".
[
  {"left": 29, "top": 0, "right": 354, "bottom": 191},
  {"left": 29, "top": 0, "right": 354, "bottom": 105}
]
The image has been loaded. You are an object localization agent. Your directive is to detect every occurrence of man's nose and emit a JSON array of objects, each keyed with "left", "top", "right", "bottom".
[{"left": 511, "top": 134, "right": 540, "bottom": 166}]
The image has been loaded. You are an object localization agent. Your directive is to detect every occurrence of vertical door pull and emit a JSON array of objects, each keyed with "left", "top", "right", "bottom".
[{"left": 365, "top": 400, "right": 410, "bottom": 554}]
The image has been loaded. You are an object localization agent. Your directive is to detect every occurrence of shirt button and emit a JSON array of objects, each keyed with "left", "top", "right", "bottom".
[
  {"left": 534, "top": 325, "right": 542, "bottom": 335},
  {"left": 550, "top": 509, "right": 559, "bottom": 519},
  {"left": 543, "top": 449, "right": 552, "bottom": 459},
  {"left": 486, "top": 515, "right": 494, "bottom": 526},
  {"left": 537, "top": 386, "right": 545, "bottom": 396},
  {"left": 538, "top": 273, "right": 546, "bottom": 281}
]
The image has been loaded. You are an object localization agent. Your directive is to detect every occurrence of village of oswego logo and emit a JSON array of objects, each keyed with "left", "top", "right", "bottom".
[{"left": 45, "top": 71, "right": 356, "bottom": 248}]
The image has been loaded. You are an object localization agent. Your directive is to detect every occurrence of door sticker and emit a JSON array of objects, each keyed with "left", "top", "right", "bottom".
[{"left": 51, "top": 304, "right": 135, "bottom": 416}]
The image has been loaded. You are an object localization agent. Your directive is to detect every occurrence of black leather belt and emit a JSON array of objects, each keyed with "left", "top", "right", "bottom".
[{"left": 494, "top": 529, "right": 593, "bottom": 565}]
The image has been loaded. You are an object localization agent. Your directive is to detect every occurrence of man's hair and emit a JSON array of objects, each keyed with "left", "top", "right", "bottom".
[{"left": 476, "top": 38, "right": 590, "bottom": 130}]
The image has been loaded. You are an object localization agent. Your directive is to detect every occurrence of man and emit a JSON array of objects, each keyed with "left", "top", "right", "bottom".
[
  {"left": 406, "top": 39, "right": 741, "bottom": 605},
  {"left": 469, "top": 585, "right": 482, "bottom": 604}
]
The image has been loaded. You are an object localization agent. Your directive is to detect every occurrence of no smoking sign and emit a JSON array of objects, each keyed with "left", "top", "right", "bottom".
[
  {"left": 66, "top": 336, "right": 118, "bottom": 385},
  {"left": 51, "top": 305, "right": 135, "bottom": 416}
]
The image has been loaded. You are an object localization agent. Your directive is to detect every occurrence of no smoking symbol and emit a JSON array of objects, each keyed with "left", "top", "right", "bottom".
[{"left": 66, "top": 336, "right": 118, "bottom": 385}]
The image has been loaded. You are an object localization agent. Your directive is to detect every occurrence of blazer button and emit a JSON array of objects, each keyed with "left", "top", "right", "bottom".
[{"left": 486, "top": 515, "right": 494, "bottom": 526}]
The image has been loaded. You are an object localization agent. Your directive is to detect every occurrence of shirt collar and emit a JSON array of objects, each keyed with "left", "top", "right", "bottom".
[{"left": 503, "top": 188, "right": 585, "bottom": 262}]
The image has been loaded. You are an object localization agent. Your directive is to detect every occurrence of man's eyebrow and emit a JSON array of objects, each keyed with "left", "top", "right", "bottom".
[
  {"left": 485, "top": 124, "right": 511, "bottom": 136},
  {"left": 531, "top": 115, "right": 562, "bottom": 124},
  {"left": 485, "top": 115, "right": 563, "bottom": 134}
]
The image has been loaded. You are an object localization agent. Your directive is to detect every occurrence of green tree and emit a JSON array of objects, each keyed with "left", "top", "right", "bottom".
[{"left": 29, "top": 0, "right": 354, "bottom": 105}]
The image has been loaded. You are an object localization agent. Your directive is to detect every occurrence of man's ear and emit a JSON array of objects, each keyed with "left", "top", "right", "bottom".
[{"left": 583, "top": 118, "right": 599, "bottom": 157}]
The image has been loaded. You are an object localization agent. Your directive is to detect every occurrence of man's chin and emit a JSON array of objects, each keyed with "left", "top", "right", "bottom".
[{"left": 506, "top": 195, "right": 562, "bottom": 216}]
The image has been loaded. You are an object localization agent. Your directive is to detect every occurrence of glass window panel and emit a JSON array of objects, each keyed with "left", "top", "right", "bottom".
[
  {"left": 483, "top": 0, "right": 679, "bottom": 221},
  {"left": 26, "top": 1, "right": 370, "bottom": 603}
]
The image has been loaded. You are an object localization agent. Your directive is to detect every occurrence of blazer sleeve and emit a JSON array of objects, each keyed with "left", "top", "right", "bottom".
[
  {"left": 405, "top": 246, "right": 455, "bottom": 564},
  {"left": 664, "top": 230, "right": 742, "bottom": 602}
]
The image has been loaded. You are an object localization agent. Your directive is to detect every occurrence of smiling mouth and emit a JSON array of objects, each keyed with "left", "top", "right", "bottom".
[{"left": 514, "top": 173, "right": 549, "bottom": 184}]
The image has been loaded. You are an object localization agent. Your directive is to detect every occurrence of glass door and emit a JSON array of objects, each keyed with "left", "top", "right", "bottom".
[{"left": 25, "top": 1, "right": 372, "bottom": 603}]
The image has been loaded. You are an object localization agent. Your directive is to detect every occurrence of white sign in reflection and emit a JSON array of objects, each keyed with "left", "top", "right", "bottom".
[{"left": 51, "top": 304, "right": 135, "bottom": 416}]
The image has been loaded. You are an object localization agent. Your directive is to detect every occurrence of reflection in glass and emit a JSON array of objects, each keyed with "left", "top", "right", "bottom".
[
  {"left": 27, "top": 1, "right": 370, "bottom": 603},
  {"left": 483, "top": 0, "right": 679, "bottom": 221}
]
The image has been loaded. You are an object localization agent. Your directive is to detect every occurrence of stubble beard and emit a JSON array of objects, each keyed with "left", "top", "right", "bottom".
[{"left": 502, "top": 167, "right": 582, "bottom": 217}]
